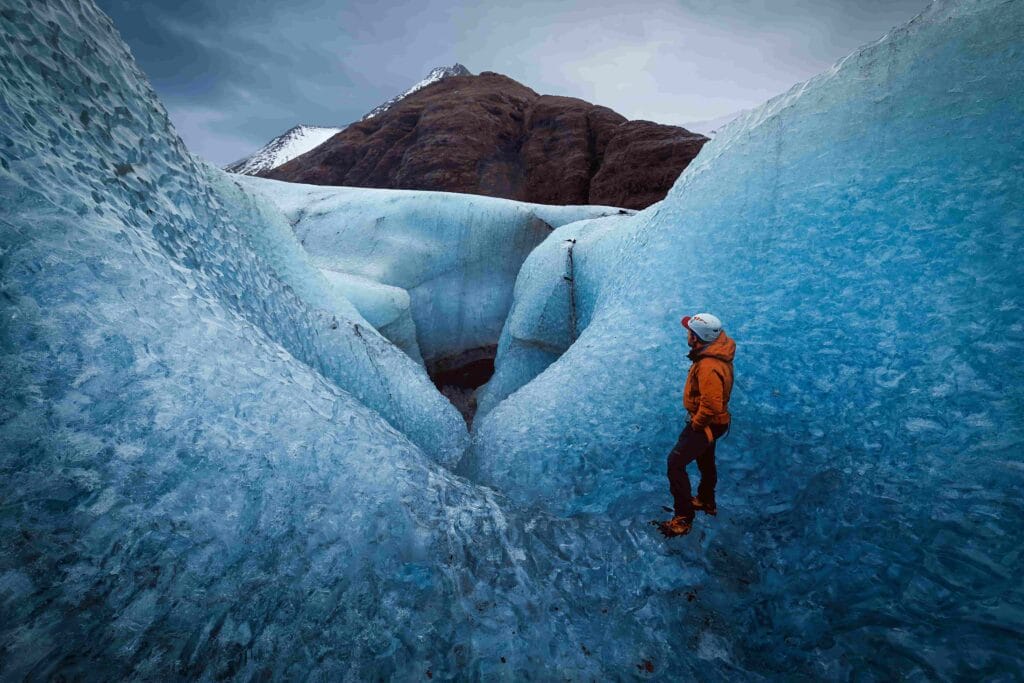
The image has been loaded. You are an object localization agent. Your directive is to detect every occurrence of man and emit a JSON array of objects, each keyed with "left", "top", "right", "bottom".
[{"left": 658, "top": 313, "right": 736, "bottom": 538}]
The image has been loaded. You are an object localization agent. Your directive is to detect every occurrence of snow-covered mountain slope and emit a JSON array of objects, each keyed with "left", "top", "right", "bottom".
[
  {"left": 361, "top": 63, "right": 471, "bottom": 121},
  {"left": 224, "top": 65, "right": 470, "bottom": 176},
  {"left": 224, "top": 124, "right": 343, "bottom": 175}
]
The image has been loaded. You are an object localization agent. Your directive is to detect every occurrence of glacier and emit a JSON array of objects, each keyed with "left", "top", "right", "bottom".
[
  {"left": 1, "top": 0, "right": 1022, "bottom": 680},
  {"left": 238, "top": 176, "right": 629, "bottom": 371},
  {"left": 466, "top": 0, "right": 1024, "bottom": 672},
  {"left": 318, "top": 267, "right": 424, "bottom": 364}
]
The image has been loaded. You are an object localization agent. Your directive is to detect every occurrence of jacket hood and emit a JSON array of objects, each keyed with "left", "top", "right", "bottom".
[{"left": 690, "top": 330, "right": 735, "bottom": 363}]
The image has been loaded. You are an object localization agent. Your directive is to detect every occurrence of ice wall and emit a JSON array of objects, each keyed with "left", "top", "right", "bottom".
[
  {"left": 0, "top": 9, "right": 467, "bottom": 467},
  {"left": 471, "top": 0, "right": 1024, "bottom": 509},
  {"left": 468, "top": 0, "right": 1024, "bottom": 671},
  {"left": 0, "top": 3, "right": 747, "bottom": 680},
  {"left": 239, "top": 176, "right": 630, "bottom": 366},
  {"left": 475, "top": 214, "right": 631, "bottom": 415},
  {"left": 0, "top": 2, "right": 503, "bottom": 675}
]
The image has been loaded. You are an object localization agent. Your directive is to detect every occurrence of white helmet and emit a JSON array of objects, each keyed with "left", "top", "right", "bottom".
[{"left": 682, "top": 313, "right": 723, "bottom": 342}]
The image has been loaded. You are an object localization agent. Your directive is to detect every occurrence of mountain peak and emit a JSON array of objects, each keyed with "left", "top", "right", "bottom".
[
  {"left": 361, "top": 63, "right": 473, "bottom": 121},
  {"left": 266, "top": 71, "right": 709, "bottom": 209},
  {"left": 226, "top": 65, "right": 474, "bottom": 176}
]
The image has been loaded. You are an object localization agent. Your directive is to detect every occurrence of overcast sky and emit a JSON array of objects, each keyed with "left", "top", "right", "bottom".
[{"left": 97, "top": 0, "right": 929, "bottom": 166}]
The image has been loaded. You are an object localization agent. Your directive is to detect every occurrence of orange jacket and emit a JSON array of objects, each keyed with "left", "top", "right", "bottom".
[{"left": 683, "top": 331, "right": 735, "bottom": 437}]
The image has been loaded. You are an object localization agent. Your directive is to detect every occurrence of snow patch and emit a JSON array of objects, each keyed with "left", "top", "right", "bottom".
[
  {"left": 225, "top": 124, "right": 344, "bottom": 175},
  {"left": 362, "top": 64, "right": 471, "bottom": 121}
]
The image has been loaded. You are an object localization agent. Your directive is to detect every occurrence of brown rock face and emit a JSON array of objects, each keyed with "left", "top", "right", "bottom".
[
  {"left": 265, "top": 72, "right": 708, "bottom": 210},
  {"left": 589, "top": 120, "right": 710, "bottom": 209}
]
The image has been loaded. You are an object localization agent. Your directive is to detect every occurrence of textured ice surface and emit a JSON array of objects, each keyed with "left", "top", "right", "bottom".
[
  {"left": 318, "top": 268, "right": 424, "bottom": 364},
  {"left": 240, "top": 176, "right": 630, "bottom": 365},
  {"left": 467, "top": 0, "right": 1024, "bottom": 672},
  {"left": 2, "top": 0, "right": 1023, "bottom": 680},
  {"left": 0, "top": 2, "right": 730, "bottom": 679},
  {"left": 476, "top": 213, "right": 631, "bottom": 416}
]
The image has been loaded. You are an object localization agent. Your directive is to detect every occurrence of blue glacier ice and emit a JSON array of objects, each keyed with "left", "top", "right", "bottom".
[
  {"left": 2, "top": 0, "right": 1023, "bottom": 679},
  {"left": 239, "top": 176, "right": 630, "bottom": 367},
  {"left": 466, "top": 0, "right": 1024, "bottom": 671},
  {"left": 0, "top": 5, "right": 466, "bottom": 468},
  {"left": 318, "top": 267, "right": 425, "bottom": 363},
  {"left": 475, "top": 213, "right": 632, "bottom": 416}
]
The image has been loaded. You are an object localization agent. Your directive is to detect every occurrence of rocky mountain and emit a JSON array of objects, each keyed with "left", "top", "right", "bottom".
[
  {"left": 264, "top": 72, "right": 708, "bottom": 209},
  {"left": 224, "top": 125, "right": 344, "bottom": 175},
  {"left": 226, "top": 64, "right": 471, "bottom": 176},
  {"left": 361, "top": 63, "right": 471, "bottom": 121}
]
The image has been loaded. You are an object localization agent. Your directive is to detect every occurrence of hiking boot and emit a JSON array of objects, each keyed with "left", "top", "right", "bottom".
[
  {"left": 691, "top": 497, "right": 717, "bottom": 516},
  {"left": 657, "top": 516, "right": 693, "bottom": 538}
]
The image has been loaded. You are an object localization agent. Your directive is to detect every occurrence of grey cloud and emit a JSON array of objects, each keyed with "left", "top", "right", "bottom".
[{"left": 98, "top": 0, "right": 928, "bottom": 164}]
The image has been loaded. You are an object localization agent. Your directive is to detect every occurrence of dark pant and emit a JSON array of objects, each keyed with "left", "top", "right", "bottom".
[{"left": 666, "top": 422, "right": 729, "bottom": 519}]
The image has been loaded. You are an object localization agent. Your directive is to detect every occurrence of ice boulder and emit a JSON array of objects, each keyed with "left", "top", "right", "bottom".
[
  {"left": 238, "top": 176, "right": 631, "bottom": 371},
  {"left": 319, "top": 268, "right": 424, "bottom": 363}
]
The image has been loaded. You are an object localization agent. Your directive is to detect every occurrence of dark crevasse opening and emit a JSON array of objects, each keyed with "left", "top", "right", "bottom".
[{"left": 427, "top": 345, "right": 497, "bottom": 426}]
